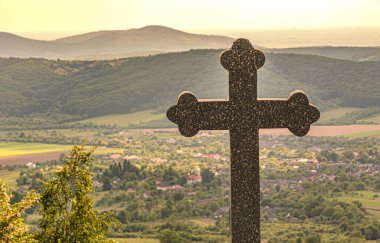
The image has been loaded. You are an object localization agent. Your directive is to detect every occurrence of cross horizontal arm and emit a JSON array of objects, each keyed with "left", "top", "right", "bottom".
[
  {"left": 166, "top": 92, "right": 230, "bottom": 137},
  {"left": 192, "top": 100, "right": 230, "bottom": 130},
  {"left": 257, "top": 99, "right": 290, "bottom": 128},
  {"left": 257, "top": 91, "right": 320, "bottom": 136}
]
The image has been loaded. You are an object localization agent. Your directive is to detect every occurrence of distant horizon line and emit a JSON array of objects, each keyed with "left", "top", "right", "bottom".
[{"left": 8, "top": 25, "right": 380, "bottom": 41}]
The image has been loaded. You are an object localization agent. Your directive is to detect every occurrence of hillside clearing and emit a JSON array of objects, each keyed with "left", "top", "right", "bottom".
[
  {"left": 320, "top": 107, "right": 363, "bottom": 122},
  {"left": 80, "top": 110, "right": 165, "bottom": 127}
]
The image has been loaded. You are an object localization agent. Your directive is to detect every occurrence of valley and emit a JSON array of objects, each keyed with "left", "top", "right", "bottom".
[
  {"left": 1, "top": 125, "right": 379, "bottom": 242},
  {"left": 0, "top": 26, "right": 379, "bottom": 242}
]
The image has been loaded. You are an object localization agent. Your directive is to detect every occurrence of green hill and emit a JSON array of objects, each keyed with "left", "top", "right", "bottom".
[
  {"left": 0, "top": 50, "right": 379, "bottom": 123},
  {"left": 269, "top": 46, "right": 380, "bottom": 62}
]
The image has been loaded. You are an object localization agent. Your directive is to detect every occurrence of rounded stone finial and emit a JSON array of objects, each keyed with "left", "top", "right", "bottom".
[
  {"left": 166, "top": 92, "right": 200, "bottom": 137},
  {"left": 287, "top": 91, "right": 320, "bottom": 136},
  {"left": 220, "top": 38, "right": 265, "bottom": 72}
]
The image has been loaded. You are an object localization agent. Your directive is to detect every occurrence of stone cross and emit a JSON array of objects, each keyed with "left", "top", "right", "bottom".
[{"left": 167, "top": 39, "right": 320, "bottom": 242}]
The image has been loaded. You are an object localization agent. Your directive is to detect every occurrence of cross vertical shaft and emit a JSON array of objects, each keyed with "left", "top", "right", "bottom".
[
  {"left": 225, "top": 41, "right": 263, "bottom": 241},
  {"left": 230, "top": 128, "right": 260, "bottom": 242},
  {"left": 166, "top": 39, "right": 320, "bottom": 242}
]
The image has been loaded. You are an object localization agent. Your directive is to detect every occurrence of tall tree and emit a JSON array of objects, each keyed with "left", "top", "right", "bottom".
[
  {"left": 158, "top": 229, "right": 181, "bottom": 243},
  {"left": 0, "top": 180, "right": 39, "bottom": 242},
  {"left": 201, "top": 168, "right": 215, "bottom": 185},
  {"left": 38, "top": 145, "right": 116, "bottom": 242},
  {"left": 102, "top": 177, "right": 112, "bottom": 191}
]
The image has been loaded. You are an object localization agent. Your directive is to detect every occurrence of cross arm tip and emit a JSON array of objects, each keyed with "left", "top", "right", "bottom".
[
  {"left": 166, "top": 92, "right": 200, "bottom": 137},
  {"left": 288, "top": 91, "right": 320, "bottom": 137}
]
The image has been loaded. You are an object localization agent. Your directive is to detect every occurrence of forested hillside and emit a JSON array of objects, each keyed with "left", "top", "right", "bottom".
[
  {"left": 0, "top": 49, "right": 379, "bottom": 120},
  {"left": 269, "top": 46, "right": 380, "bottom": 62}
]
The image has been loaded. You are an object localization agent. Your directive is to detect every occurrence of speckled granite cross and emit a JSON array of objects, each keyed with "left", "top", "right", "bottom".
[{"left": 167, "top": 39, "right": 320, "bottom": 242}]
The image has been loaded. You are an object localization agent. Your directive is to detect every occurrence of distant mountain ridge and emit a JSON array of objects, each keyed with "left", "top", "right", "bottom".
[
  {"left": 2, "top": 26, "right": 380, "bottom": 61},
  {"left": 0, "top": 26, "right": 234, "bottom": 60}
]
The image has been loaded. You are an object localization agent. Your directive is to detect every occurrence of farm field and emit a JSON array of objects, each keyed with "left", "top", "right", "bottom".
[
  {"left": 129, "top": 124, "right": 380, "bottom": 137},
  {"left": 0, "top": 142, "right": 124, "bottom": 165},
  {"left": 108, "top": 239, "right": 159, "bottom": 243},
  {"left": 189, "top": 218, "right": 216, "bottom": 227},
  {"left": 319, "top": 107, "right": 363, "bottom": 122},
  {"left": 260, "top": 125, "right": 380, "bottom": 137},
  {"left": 0, "top": 169, "right": 21, "bottom": 190},
  {"left": 1, "top": 124, "right": 380, "bottom": 165},
  {"left": 108, "top": 222, "right": 365, "bottom": 242},
  {"left": 0, "top": 151, "right": 67, "bottom": 165},
  {"left": 80, "top": 110, "right": 165, "bottom": 127},
  {"left": 0, "top": 142, "right": 69, "bottom": 157},
  {"left": 336, "top": 191, "right": 380, "bottom": 220},
  {"left": 344, "top": 129, "right": 380, "bottom": 138},
  {"left": 261, "top": 222, "right": 356, "bottom": 242},
  {"left": 0, "top": 129, "right": 98, "bottom": 139},
  {"left": 359, "top": 114, "right": 380, "bottom": 124},
  {"left": 79, "top": 107, "right": 379, "bottom": 128}
]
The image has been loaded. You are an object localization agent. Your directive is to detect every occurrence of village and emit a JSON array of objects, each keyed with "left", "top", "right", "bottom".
[{"left": 1, "top": 127, "right": 379, "bottom": 241}]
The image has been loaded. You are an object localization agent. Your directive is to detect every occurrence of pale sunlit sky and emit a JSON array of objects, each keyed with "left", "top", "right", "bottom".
[{"left": 1, "top": 0, "right": 380, "bottom": 39}]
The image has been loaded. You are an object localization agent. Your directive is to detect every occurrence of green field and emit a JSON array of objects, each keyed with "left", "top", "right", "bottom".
[
  {"left": 91, "top": 190, "right": 130, "bottom": 212},
  {"left": 81, "top": 110, "right": 165, "bottom": 127},
  {"left": 93, "top": 147, "right": 124, "bottom": 155},
  {"left": 189, "top": 218, "right": 216, "bottom": 227},
  {"left": 359, "top": 114, "right": 380, "bottom": 124},
  {"left": 336, "top": 191, "right": 380, "bottom": 219},
  {"left": 0, "top": 169, "right": 21, "bottom": 190},
  {"left": 320, "top": 107, "right": 362, "bottom": 122},
  {"left": 0, "top": 142, "right": 69, "bottom": 157},
  {"left": 343, "top": 129, "right": 380, "bottom": 138},
  {"left": 108, "top": 238, "right": 159, "bottom": 243},
  {"left": 262, "top": 222, "right": 357, "bottom": 242},
  {"left": 0, "top": 142, "right": 124, "bottom": 157},
  {"left": 47, "top": 129, "right": 98, "bottom": 138},
  {"left": 0, "top": 129, "right": 98, "bottom": 139}
]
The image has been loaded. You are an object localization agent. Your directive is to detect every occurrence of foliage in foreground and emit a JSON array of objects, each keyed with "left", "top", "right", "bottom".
[
  {"left": 38, "top": 145, "right": 116, "bottom": 242},
  {"left": 0, "top": 180, "right": 39, "bottom": 242}
]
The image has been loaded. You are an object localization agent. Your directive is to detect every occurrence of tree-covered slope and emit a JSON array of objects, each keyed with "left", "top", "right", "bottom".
[
  {"left": 268, "top": 46, "right": 380, "bottom": 62},
  {"left": 0, "top": 49, "right": 379, "bottom": 119}
]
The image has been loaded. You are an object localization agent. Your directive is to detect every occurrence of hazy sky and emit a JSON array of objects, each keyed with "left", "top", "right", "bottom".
[{"left": 1, "top": 0, "right": 380, "bottom": 39}]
